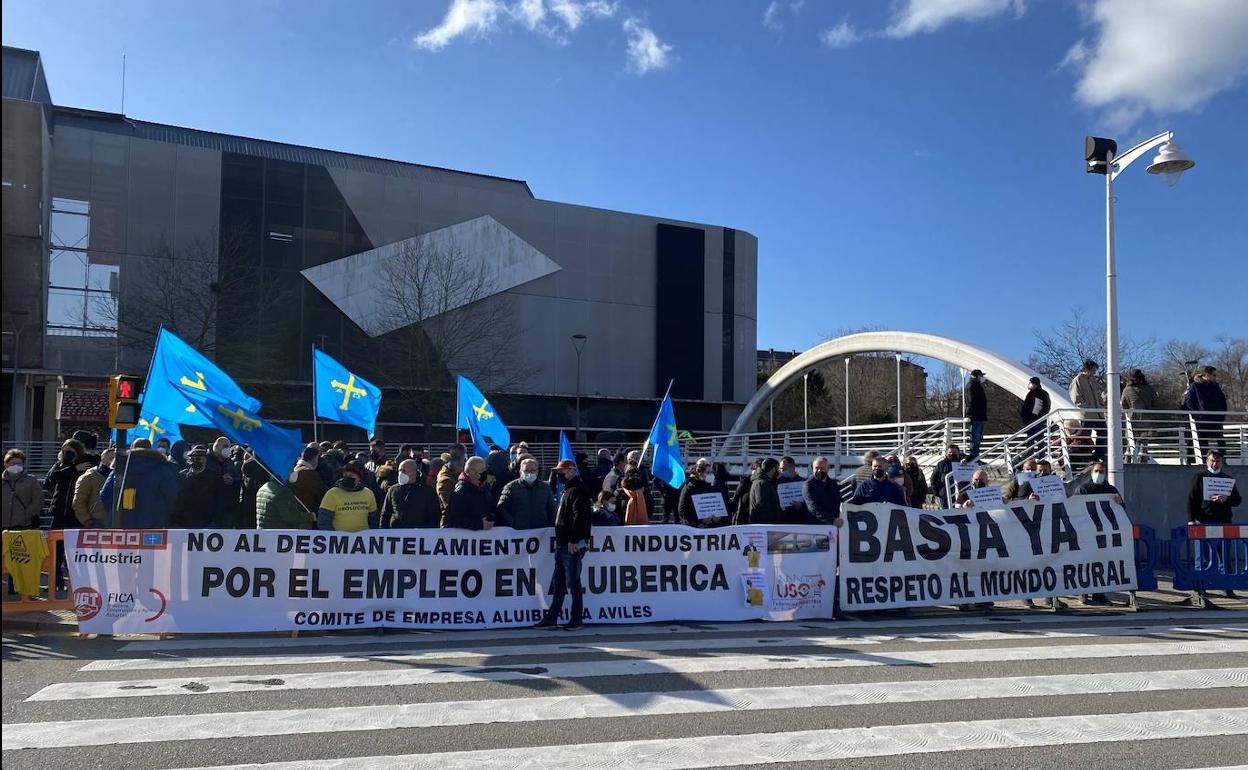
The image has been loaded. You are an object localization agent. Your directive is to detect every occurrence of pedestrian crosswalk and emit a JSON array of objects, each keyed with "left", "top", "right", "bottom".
[{"left": 4, "top": 611, "right": 1248, "bottom": 769}]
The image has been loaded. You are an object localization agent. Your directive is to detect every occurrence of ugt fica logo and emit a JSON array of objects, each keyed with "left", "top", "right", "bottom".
[{"left": 73, "top": 587, "right": 103, "bottom": 621}]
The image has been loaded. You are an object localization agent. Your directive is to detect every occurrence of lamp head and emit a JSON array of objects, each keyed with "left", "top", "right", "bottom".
[{"left": 1146, "top": 141, "right": 1195, "bottom": 187}]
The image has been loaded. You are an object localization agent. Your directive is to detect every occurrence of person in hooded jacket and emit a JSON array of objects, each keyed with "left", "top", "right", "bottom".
[
  {"left": 496, "top": 457, "right": 556, "bottom": 529},
  {"left": 381, "top": 459, "right": 441, "bottom": 528},
  {"left": 174, "top": 446, "right": 223, "bottom": 528},
  {"left": 748, "top": 458, "right": 784, "bottom": 524},
  {"left": 101, "top": 439, "right": 178, "bottom": 529}
]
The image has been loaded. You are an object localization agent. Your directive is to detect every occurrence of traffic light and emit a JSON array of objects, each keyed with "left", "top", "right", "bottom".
[{"left": 109, "top": 374, "right": 143, "bottom": 429}]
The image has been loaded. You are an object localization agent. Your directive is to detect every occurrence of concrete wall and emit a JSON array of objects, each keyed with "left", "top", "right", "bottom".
[{"left": 1121, "top": 464, "right": 1248, "bottom": 533}]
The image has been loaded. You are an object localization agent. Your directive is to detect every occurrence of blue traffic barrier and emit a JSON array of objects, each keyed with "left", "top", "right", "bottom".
[
  {"left": 1171, "top": 525, "right": 1248, "bottom": 592},
  {"left": 1131, "top": 525, "right": 1158, "bottom": 592}
]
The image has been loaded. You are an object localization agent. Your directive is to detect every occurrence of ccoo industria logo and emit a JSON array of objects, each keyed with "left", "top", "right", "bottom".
[{"left": 77, "top": 530, "right": 169, "bottom": 550}]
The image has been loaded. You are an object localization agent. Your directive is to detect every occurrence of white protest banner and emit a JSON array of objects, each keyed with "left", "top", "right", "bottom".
[
  {"left": 968, "top": 485, "right": 1005, "bottom": 509},
  {"left": 1203, "top": 476, "right": 1236, "bottom": 501},
  {"left": 1029, "top": 474, "right": 1067, "bottom": 502},
  {"left": 691, "top": 493, "right": 729, "bottom": 521},
  {"left": 838, "top": 494, "right": 1136, "bottom": 611},
  {"left": 951, "top": 464, "right": 976, "bottom": 483},
  {"left": 778, "top": 481, "right": 806, "bottom": 509},
  {"left": 66, "top": 525, "right": 838, "bottom": 635}
]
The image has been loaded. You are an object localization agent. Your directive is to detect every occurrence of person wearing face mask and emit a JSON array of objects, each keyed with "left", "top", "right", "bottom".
[
  {"left": 2, "top": 449, "right": 44, "bottom": 531},
  {"left": 154, "top": 437, "right": 172, "bottom": 459},
  {"left": 885, "top": 455, "right": 914, "bottom": 506},
  {"left": 444, "top": 456, "right": 496, "bottom": 531},
  {"left": 677, "top": 458, "right": 728, "bottom": 528},
  {"left": 929, "top": 445, "right": 964, "bottom": 509},
  {"left": 1073, "top": 459, "right": 1125, "bottom": 606},
  {"left": 592, "top": 490, "right": 622, "bottom": 526},
  {"left": 803, "top": 457, "right": 844, "bottom": 527},
  {"left": 955, "top": 468, "right": 992, "bottom": 507},
  {"left": 381, "top": 459, "right": 440, "bottom": 529},
  {"left": 174, "top": 446, "right": 225, "bottom": 528},
  {"left": 1183, "top": 450, "right": 1242, "bottom": 607},
  {"left": 496, "top": 458, "right": 556, "bottom": 530},
  {"left": 42, "top": 438, "right": 88, "bottom": 592},
  {"left": 317, "top": 461, "right": 379, "bottom": 532},
  {"left": 72, "top": 448, "right": 116, "bottom": 528},
  {"left": 535, "top": 459, "right": 593, "bottom": 630},
  {"left": 850, "top": 457, "right": 907, "bottom": 506},
  {"left": 203, "top": 436, "right": 241, "bottom": 527}
]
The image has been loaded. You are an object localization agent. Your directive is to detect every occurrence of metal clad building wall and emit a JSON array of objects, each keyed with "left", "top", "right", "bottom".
[{"left": 655, "top": 223, "right": 706, "bottom": 400}]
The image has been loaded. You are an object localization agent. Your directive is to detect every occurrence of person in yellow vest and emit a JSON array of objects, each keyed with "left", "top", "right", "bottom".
[{"left": 317, "top": 461, "right": 378, "bottom": 531}]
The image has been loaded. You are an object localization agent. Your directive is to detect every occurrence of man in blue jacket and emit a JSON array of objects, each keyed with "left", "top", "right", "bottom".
[
  {"left": 850, "top": 457, "right": 907, "bottom": 506},
  {"left": 1185, "top": 367, "right": 1229, "bottom": 457},
  {"left": 100, "top": 439, "right": 178, "bottom": 528}
]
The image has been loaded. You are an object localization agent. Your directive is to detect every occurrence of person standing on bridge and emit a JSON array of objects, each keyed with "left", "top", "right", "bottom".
[
  {"left": 535, "top": 459, "right": 593, "bottom": 630},
  {"left": 1120, "top": 369, "right": 1159, "bottom": 462},
  {"left": 1020, "top": 377, "right": 1051, "bottom": 461},
  {"left": 1069, "top": 360, "right": 1105, "bottom": 458},
  {"left": 965, "top": 369, "right": 988, "bottom": 460},
  {"left": 1185, "top": 367, "right": 1228, "bottom": 457}
]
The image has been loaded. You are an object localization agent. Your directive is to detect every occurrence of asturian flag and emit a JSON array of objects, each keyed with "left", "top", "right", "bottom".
[
  {"left": 312, "top": 348, "right": 382, "bottom": 438},
  {"left": 456, "top": 376, "right": 511, "bottom": 457},
  {"left": 140, "top": 327, "right": 261, "bottom": 429},
  {"left": 646, "top": 391, "right": 686, "bottom": 488}
]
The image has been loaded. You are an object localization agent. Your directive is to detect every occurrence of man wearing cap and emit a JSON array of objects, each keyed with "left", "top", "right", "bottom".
[
  {"left": 318, "top": 461, "right": 378, "bottom": 532},
  {"left": 535, "top": 459, "right": 593, "bottom": 630},
  {"left": 1185, "top": 366, "right": 1229, "bottom": 457},
  {"left": 1183, "top": 450, "right": 1242, "bottom": 608},
  {"left": 1020, "top": 376, "right": 1051, "bottom": 460},
  {"left": 965, "top": 369, "right": 988, "bottom": 460}
]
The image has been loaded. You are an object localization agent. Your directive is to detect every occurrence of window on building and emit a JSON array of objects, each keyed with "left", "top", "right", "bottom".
[{"left": 46, "top": 197, "right": 117, "bottom": 337}]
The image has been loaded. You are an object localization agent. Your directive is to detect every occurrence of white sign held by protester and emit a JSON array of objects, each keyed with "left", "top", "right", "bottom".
[
  {"left": 1202, "top": 476, "right": 1236, "bottom": 501},
  {"left": 1029, "top": 474, "right": 1067, "bottom": 502},
  {"left": 778, "top": 482, "right": 806, "bottom": 509},
  {"left": 691, "top": 493, "right": 729, "bottom": 521},
  {"left": 969, "top": 485, "right": 1005, "bottom": 509}
]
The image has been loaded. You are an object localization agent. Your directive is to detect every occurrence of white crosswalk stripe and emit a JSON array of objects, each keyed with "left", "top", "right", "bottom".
[
  {"left": 80, "top": 622, "right": 1248, "bottom": 672},
  {"left": 5, "top": 613, "right": 1247, "bottom": 769},
  {"left": 27, "top": 638, "right": 1248, "bottom": 701}
]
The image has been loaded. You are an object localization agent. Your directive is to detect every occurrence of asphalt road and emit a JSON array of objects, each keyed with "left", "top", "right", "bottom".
[{"left": 3, "top": 607, "right": 1247, "bottom": 769}]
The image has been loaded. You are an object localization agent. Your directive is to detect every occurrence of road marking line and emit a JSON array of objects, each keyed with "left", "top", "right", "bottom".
[
  {"left": 29, "top": 638, "right": 1248, "bottom": 702},
  {"left": 115, "top": 609, "right": 1248, "bottom": 652},
  {"left": 82, "top": 623, "right": 1248, "bottom": 672},
  {"left": 176, "top": 708, "right": 1248, "bottom": 769},
  {"left": 5, "top": 668, "right": 1244, "bottom": 750}
]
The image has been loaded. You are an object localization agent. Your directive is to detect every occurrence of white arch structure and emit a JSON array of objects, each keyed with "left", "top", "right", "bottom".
[{"left": 728, "top": 331, "right": 1075, "bottom": 438}]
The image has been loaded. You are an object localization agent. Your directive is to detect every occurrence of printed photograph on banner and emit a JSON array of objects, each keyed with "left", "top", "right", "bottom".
[
  {"left": 766, "top": 530, "right": 832, "bottom": 554},
  {"left": 741, "top": 569, "right": 767, "bottom": 607}
]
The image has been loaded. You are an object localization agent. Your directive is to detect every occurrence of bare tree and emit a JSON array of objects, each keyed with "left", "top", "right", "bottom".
[
  {"left": 90, "top": 228, "right": 292, "bottom": 368},
  {"left": 1028, "top": 307, "right": 1159, "bottom": 388},
  {"left": 356, "top": 238, "right": 541, "bottom": 437}
]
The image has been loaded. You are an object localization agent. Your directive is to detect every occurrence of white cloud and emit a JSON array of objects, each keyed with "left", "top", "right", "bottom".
[
  {"left": 415, "top": 0, "right": 617, "bottom": 50},
  {"left": 820, "top": 20, "right": 861, "bottom": 48},
  {"left": 763, "top": 0, "right": 804, "bottom": 31},
  {"left": 624, "top": 17, "right": 674, "bottom": 74},
  {"left": 1068, "top": 0, "right": 1248, "bottom": 124},
  {"left": 414, "top": 0, "right": 503, "bottom": 51},
  {"left": 885, "top": 0, "right": 1025, "bottom": 38}
]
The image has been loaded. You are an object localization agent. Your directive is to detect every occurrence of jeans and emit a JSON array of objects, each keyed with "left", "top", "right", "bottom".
[
  {"left": 968, "top": 421, "right": 985, "bottom": 460},
  {"left": 545, "top": 547, "right": 586, "bottom": 624}
]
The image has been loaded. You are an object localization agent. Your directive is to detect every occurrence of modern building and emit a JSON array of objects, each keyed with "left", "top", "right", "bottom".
[{"left": 2, "top": 46, "right": 758, "bottom": 445}]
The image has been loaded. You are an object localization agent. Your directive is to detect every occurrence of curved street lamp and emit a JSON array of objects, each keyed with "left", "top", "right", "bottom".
[{"left": 1085, "top": 131, "right": 1195, "bottom": 488}]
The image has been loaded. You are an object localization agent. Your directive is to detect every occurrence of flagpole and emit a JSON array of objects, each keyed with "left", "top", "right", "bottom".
[{"left": 311, "top": 344, "right": 317, "bottom": 445}]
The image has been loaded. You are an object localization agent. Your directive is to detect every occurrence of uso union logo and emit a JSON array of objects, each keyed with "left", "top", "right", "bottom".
[
  {"left": 77, "top": 530, "right": 168, "bottom": 550},
  {"left": 74, "top": 587, "right": 103, "bottom": 621}
]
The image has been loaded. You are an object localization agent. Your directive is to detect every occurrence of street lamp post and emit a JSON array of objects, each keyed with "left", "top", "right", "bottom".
[
  {"left": 1086, "top": 132, "right": 1195, "bottom": 488},
  {"left": 571, "top": 334, "right": 587, "bottom": 442},
  {"left": 895, "top": 353, "right": 902, "bottom": 424},
  {"left": 843, "top": 356, "right": 850, "bottom": 426},
  {"left": 803, "top": 372, "right": 809, "bottom": 432}
]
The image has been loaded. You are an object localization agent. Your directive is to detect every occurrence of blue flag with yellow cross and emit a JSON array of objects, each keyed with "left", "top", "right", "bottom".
[{"left": 312, "top": 348, "right": 382, "bottom": 439}]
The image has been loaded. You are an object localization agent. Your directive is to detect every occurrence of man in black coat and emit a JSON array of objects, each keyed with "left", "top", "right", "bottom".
[
  {"left": 444, "top": 457, "right": 495, "bottom": 531},
  {"left": 965, "top": 369, "right": 988, "bottom": 460},
  {"left": 535, "top": 460, "right": 592, "bottom": 630},
  {"left": 1020, "top": 376, "right": 1051, "bottom": 460},
  {"left": 174, "top": 446, "right": 223, "bottom": 528},
  {"left": 803, "top": 457, "right": 844, "bottom": 526},
  {"left": 381, "top": 459, "right": 441, "bottom": 528},
  {"left": 1183, "top": 450, "right": 1242, "bottom": 608}
]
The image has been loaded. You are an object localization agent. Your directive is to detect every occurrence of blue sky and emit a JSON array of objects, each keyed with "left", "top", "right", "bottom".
[{"left": 4, "top": 0, "right": 1246, "bottom": 363}]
